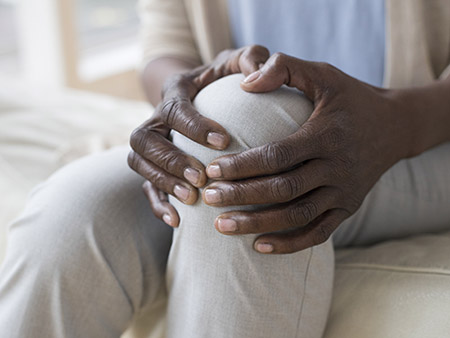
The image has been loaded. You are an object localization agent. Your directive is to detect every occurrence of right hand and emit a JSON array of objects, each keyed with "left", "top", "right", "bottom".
[{"left": 128, "top": 45, "right": 270, "bottom": 227}]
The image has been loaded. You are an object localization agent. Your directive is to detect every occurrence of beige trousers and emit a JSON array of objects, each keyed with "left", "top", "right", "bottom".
[{"left": 0, "top": 75, "right": 449, "bottom": 338}]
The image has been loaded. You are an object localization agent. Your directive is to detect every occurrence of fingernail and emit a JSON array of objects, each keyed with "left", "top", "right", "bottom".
[
  {"left": 207, "top": 132, "right": 226, "bottom": 148},
  {"left": 184, "top": 167, "right": 200, "bottom": 185},
  {"left": 204, "top": 189, "right": 222, "bottom": 204},
  {"left": 206, "top": 164, "right": 222, "bottom": 178},
  {"left": 243, "top": 71, "right": 261, "bottom": 83},
  {"left": 217, "top": 218, "right": 238, "bottom": 232},
  {"left": 174, "top": 185, "right": 190, "bottom": 202},
  {"left": 256, "top": 242, "right": 274, "bottom": 253},
  {"left": 162, "top": 214, "right": 173, "bottom": 226}
]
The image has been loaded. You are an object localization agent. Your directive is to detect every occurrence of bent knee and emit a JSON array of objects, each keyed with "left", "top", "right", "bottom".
[{"left": 193, "top": 74, "right": 313, "bottom": 149}]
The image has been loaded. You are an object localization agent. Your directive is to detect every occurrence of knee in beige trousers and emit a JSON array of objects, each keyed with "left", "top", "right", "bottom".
[{"left": 167, "top": 74, "right": 334, "bottom": 338}]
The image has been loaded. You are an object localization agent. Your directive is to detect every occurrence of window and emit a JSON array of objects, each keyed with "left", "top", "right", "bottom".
[
  {"left": 0, "top": 0, "right": 19, "bottom": 76},
  {"left": 75, "top": 0, "right": 140, "bottom": 81},
  {"left": 0, "top": 0, "right": 143, "bottom": 99}
]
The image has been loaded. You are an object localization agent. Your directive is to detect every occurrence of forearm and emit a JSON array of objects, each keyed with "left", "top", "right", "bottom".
[
  {"left": 389, "top": 76, "right": 450, "bottom": 159},
  {"left": 142, "top": 56, "right": 199, "bottom": 106}
]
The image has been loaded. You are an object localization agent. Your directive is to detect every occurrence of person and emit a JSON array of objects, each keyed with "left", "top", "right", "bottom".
[{"left": 0, "top": 0, "right": 449, "bottom": 337}]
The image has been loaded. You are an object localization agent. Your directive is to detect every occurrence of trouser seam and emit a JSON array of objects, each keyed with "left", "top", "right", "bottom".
[{"left": 295, "top": 247, "right": 314, "bottom": 337}]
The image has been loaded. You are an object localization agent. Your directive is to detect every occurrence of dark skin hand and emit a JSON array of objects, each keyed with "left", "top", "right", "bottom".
[
  {"left": 130, "top": 45, "right": 450, "bottom": 254},
  {"left": 128, "top": 46, "right": 270, "bottom": 226},
  {"left": 204, "top": 52, "right": 450, "bottom": 254}
]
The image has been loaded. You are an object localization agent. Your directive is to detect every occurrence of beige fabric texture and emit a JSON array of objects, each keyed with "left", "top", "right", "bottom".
[
  {"left": 326, "top": 232, "right": 450, "bottom": 338},
  {"left": 138, "top": 0, "right": 450, "bottom": 87},
  {"left": 1, "top": 75, "right": 450, "bottom": 337}
]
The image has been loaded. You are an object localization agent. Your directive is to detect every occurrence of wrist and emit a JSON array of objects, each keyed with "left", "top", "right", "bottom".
[
  {"left": 143, "top": 57, "right": 198, "bottom": 106},
  {"left": 384, "top": 79, "right": 450, "bottom": 159}
]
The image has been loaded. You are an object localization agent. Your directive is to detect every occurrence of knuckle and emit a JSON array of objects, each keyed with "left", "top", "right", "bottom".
[
  {"left": 129, "top": 127, "right": 148, "bottom": 152},
  {"left": 272, "top": 52, "right": 287, "bottom": 66},
  {"left": 316, "top": 62, "right": 340, "bottom": 81},
  {"left": 214, "top": 49, "right": 238, "bottom": 70},
  {"left": 128, "top": 152, "right": 170, "bottom": 191},
  {"left": 161, "top": 99, "right": 206, "bottom": 141},
  {"left": 158, "top": 150, "right": 184, "bottom": 173},
  {"left": 209, "top": 57, "right": 229, "bottom": 77},
  {"left": 271, "top": 175, "right": 304, "bottom": 201},
  {"left": 315, "top": 62, "right": 341, "bottom": 94},
  {"left": 286, "top": 207, "right": 306, "bottom": 228},
  {"left": 160, "top": 98, "right": 185, "bottom": 126},
  {"left": 299, "top": 200, "right": 319, "bottom": 224},
  {"left": 247, "top": 44, "right": 260, "bottom": 51},
  {"left": 127, "top": 151, "right": 139, "bottom": 171},
  {"left": 184, "top": 113, "right": 206, "bottom": 140},
  {"left": 228, "top": 184, "right": 247, "bottom": 204},
  {"left": 248, "top": 44, "right": 269, "bottom": 56},
  {"left": 286, "top": 199, "right": 318, "bottom": 227},
  {"left": 142, "top": 181, "right": 152, "bottom": 194},
  {"left": 262, "top": 143, "right": 294, "bottom": 171},
  {"left": 286, "top": 175, "right": 305, "bottom": 197},
  {"left": 149, "top": 170, "right": 167, "bottom": 190},
  {"left": 317, "top": 61, "right": 334, "bottom": 73},
  {"left": 222, "top": 153, "right": 246, "bottom": 174}
]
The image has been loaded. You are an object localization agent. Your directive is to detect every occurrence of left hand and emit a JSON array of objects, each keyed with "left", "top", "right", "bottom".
[
  {"left": 128, "top": 46, "right": 270, "bottom": 227},
  {"left": 202, "top": 53, "right": 412, "bottom": 254}
]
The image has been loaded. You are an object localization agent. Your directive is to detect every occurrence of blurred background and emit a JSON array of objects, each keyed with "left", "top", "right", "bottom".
[
  {"left": 0, "top": 0, "right": 149, "bottom": 263},
  {"left": 0, "top": 0, "right": 145, "bottom": 100}
]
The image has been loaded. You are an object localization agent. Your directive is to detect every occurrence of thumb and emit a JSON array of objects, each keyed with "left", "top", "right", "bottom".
[{"left": 240, "top": 53, "right": 318, "bottom": 100}]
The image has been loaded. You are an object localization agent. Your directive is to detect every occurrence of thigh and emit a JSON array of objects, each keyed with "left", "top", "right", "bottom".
[
  {"left": 333, "top": 142, "right": 450, "bottom": 247},
  {"left": 0, "top": 146, "right": 173, "bottom": 337}
]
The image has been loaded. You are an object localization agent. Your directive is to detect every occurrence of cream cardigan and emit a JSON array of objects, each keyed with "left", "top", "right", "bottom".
[{"left": 138, "top": 0, "right": 450, "bottom": 88}]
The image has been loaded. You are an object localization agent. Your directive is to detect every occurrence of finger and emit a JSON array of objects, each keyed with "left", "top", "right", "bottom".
[
  {"left": 158, "top": 98, "right": 230, "bottom": 150},
  {"left": 128, "top": 151, "right": 198, "bottom": 205},
  {"left": 130, "top": 128, "right": 207, "bottom": 187},
  {"left": 142, "top": 181, "right": 180, "bottom": 228},
  {"left": 214, "top": 187, "right": 339, "bottom": 235},
  {"left": 203, "top": 160, "right": 330, "bottom": 206},
  {"left": 253, "top": 209, "right": 349, "bottom": 254},
  {"left": 240, "top": 52, "right": 326, "bottom": 100},
  {"left": 237, "top": 45, "right": 270, "bottom": 76},
  {"left": 206, "top": 127, "right": 320, "bottom": 180},
  {"left": 195, "top": 45, "right": 270, "bottom": 88}
]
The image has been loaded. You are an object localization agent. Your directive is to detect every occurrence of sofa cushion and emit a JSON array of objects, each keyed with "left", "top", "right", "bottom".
[{"left": 325, "top": 232, "right": 450, "bottom": 338}]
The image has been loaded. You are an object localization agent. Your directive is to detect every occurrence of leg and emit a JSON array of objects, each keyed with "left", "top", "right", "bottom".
[
  {"left": 166, "top": 74, "right": 334, "bottom": 338},
  {"left": 334, "top": 141, "right": 450, "bottom": 247},
  {"left": 0, "top": 146, "right": 172, "bottom": 337}
]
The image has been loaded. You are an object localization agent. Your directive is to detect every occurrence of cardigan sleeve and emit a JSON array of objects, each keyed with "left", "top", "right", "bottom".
[{"left": 137, "top": 0, "right": 203, "bottom": 71}]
